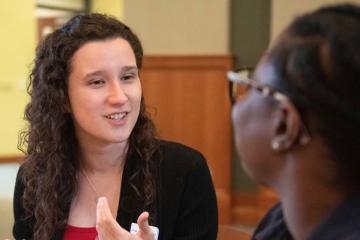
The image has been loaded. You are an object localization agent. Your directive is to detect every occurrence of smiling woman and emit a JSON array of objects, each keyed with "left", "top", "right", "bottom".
[
  {"left": 13, "top": 13, "right": 217, "bottom": 240},
  {"left": 68, "top": 38, "right": 142, "bottom": 146}
]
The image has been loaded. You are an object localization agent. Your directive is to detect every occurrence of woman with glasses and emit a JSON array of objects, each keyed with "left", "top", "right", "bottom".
[{"left": 229, "top": 3, "right": 360, "bottom": 240}]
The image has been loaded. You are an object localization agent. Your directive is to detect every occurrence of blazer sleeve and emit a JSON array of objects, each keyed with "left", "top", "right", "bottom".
[
  {"left": 12, "top": 166, "right": 33, "bottom": 239},
  {"left": 172, "top": 154, "right": 218, "bottom": 240}
]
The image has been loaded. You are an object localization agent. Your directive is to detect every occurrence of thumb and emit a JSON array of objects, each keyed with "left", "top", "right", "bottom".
[{"left": 137, "top": 211, "right": 151, "bottom": 234}]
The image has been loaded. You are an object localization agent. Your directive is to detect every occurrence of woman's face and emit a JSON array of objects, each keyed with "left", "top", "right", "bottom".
[
  {"left": 231, "top": 57, "right": 281, "bottom": 184},
  {"left": 67, "top": 38, "right": 142, "bottom": 147}
]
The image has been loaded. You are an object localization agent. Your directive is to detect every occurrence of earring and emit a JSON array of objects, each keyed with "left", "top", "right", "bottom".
[
  {"left": 299, "top": 134, "right": 311, "bottom": 146},
  {"left": 271, "top": 140, "right": 280, "bottom": 151}
]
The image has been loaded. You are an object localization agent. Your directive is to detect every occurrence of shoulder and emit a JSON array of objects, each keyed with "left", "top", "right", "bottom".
[
  {"left": 308, "top": 193, "right": 360, "bottom": 240},
  {"left": 156, "top": 139, "right": 207, "bottom": 173},
  {"left": 254, "top": 202, "right": 283, "bottom": 232},
  {"left": 13, "top": 163, "right": 28, "bottom": 203},
  {"left": 158, "top": 139, "right": 204, "bottom": 159},
  {"left": 153, "top": 140, "right": 217, "bottom": 239},
  {"left": 13, "top": 164, "right": 34, "bottom": 239},
  {"left": 345, "top": 231, "right": 360, "bottom": 240},
  {"left": 253, "top": 203, "right": 292, "bottom": 240},
  {"left": 13, "top": 164, "right": 25, "bottom": 200},
  {"left": 154, "top": 139, "right": 214, "bottom": 200},
  {"left": 153, "top": 139, "right": 213, "bottom": 193}
]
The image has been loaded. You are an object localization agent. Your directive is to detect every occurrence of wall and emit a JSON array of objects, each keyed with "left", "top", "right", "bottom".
[
  {"left": 229, "top": 0, "right": 271, "bottom": 192},
  {"left": 271, "top": 0, "right": 360, "bottom": 40},
  {"left": 0, "top": 0, "right": 36, "bottom": 156},
  {"left": 230, "top": 0, "right": 270, "bottom": 68},
  {"left": 123, "top": 0, "right": 229, "bottom": 54},
  {"left": 0, "top": 0, "right": 125, "bottom": 154},
  {"left": 91, "top": 0, "right": 124, "bottom": 20},
  {"left": 0, "top": 2, "right": 35, "bottom": 237}
]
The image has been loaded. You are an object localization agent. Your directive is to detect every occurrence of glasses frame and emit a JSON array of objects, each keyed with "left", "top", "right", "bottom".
[
  {"left": 227, "top": 67, "right": 311, "bottom": 144},
  {"left": 227, "top": 67, "right": 289, "bottom": 104}
]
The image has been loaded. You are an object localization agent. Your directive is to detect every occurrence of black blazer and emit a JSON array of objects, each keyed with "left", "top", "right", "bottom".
[
  {"left": 13, "top": 140, "right": 218, "bottom": 240},
  {"left": 252, "top": 193, "right": 360, "bottom": 240}
]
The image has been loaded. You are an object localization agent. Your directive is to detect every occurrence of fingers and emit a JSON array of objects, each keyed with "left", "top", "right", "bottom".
[
  {"left": 137, "top": 211, "right": 150, "bottom": 232},
  {"left": 96, "top": 197, "right": 113, "bottom": 240},
  {"left": 96, "top": 197, "right": 113, "bottom": 223},
  {"left": 137, "top": 211, "right": 153, "bottom": 236},
  {"left": 96, "top": 200, "right": 155, "bottom": 240},
  {"left": 96, "top": 197, "right": 127, "bottom": 239}
]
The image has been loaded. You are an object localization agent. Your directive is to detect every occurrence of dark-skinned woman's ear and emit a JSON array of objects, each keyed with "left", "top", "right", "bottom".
[
  {"left": 298, "top": 126, "right": 311, "bottom": 146},
  {"left": 270, "top": 100, "right": 303, "bottom": 152}
]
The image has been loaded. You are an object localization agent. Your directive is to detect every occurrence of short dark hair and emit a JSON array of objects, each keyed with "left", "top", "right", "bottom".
[{"left": 268, "top": 3, "right": 360, "bottom": 187}]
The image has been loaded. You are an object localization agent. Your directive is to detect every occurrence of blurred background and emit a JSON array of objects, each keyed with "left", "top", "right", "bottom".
[{"left": 1, "top": 0, "right": 359, "bottom": 239}]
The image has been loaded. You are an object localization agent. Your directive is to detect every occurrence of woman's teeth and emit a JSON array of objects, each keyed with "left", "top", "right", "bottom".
[{"left": 106, "top": 112, "right": 127, "bottom": 120}]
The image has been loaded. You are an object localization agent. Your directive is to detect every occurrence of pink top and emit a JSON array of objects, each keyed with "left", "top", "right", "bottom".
[{"left": 63, "top": 224, "right": 97, "bottom": 240}]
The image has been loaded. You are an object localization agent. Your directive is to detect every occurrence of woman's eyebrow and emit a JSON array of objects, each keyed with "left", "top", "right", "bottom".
[
  {"left": 121, "top": 66, "right": 138, "bottom": 72},
  {"left": 83, "top": 70, "right": 105, "bottom": 79},
  {"left": 82, "top": 66, "right": 138, "bottom": 79}
]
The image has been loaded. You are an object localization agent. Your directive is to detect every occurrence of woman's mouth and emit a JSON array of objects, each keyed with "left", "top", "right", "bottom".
[{"left": 104, "top": 112, "right": 128, "bottom": 120}]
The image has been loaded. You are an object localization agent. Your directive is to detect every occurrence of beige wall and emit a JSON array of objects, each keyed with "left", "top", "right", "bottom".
[
  {"left": 0, "top": 0, "right": 124, "bottom": 156},
  {"left": 91, "top": 0, "right": 124, "bottom": 20},
  {"left": 271, "top": 0, "right": 360, "bottom": 40},
  {"left": 0, "top": 0, "right": 36, "bottom": 156},
  {"left": 123, "top": 0, "right": 230, "bottom": 54}
]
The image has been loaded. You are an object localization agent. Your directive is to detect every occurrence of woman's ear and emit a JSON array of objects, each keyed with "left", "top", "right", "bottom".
[{"left": 270, "top": 100, "right": 303, "bottom": 152}]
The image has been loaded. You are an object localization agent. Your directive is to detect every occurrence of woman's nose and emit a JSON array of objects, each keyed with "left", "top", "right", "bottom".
[{"left": 107, "top": 82, "right": 128, "bottom": 104}]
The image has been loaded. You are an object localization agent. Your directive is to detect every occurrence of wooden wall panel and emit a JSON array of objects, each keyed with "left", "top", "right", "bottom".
[
  {"left": 231, "top": 189, "right": 278, "bottom": 227},
  {"left": 141, "top": 55, "right": 233, "bottom": 223},
  {"left": 0, "top": 156, "right": 23, "bottom": 164},
  {"left": 218, "top": 225, "right": 251, "bottom": 240}
]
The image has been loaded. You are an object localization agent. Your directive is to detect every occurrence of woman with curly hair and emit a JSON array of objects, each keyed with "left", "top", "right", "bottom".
[{"left": 13, "top": 13, "right": 217, "bottom": 240}]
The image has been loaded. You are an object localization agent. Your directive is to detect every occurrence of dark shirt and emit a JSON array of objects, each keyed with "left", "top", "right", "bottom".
[
  {"left": 13, "top": 140, "right": 218, "bottom": 240},
  {"left": 252, "top": 193, "right": 360, "bottom": 240}
]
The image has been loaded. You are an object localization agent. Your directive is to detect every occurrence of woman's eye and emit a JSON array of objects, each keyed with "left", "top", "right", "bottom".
[
  {"left": 123, "top": 75, "right": 132, "bottom": 80},
  {"left": 122, "top": 73, "right": 137, "bottom": 81},
  {"left": 89, "top": 79, "right": 105, "bottom": 86}
]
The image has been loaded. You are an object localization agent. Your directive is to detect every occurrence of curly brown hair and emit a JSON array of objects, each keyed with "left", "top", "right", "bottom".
[{"left": 18, "top": 13, "right": 158, "bottom": 239}]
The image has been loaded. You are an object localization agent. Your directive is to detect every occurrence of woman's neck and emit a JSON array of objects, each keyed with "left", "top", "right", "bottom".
[
  {"left": 78, "top": 139, "right": 128, "bottom": 173},
  {"left": 280, "top": 181, "right": 346, "bottom": 240},
  {"left": 275, "top": 153, "right": 349, "bottom": 240}
]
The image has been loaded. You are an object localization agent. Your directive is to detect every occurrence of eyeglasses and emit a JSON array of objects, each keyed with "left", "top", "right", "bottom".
[
  {"left": 227, "top": 67, "right": 311, "bottom": 145},
  {"left": 227, "top": 67, "right": 289, "bottom": 105}
]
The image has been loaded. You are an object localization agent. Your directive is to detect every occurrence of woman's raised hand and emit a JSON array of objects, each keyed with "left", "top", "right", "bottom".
[{"left": 96, "top": 197, "right": 156, "bottom": 240}]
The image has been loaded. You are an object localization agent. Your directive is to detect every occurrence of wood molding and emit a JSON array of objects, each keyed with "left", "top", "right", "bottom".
[
  {"left": 0, "top": 155, "right": 23, "bottom": 164},
  {"left": 231, "top": 192, "right": 260, "bottom": 226},
  {"left": 258, "top": 186, "right": 278, "bottom": 211},
  {"left": 143, "top": 55, "right": 233, "bottom": 69},
  {"left": 232, "top": 191, "right": 258, "bottom": 207},
  {"left": 218, "top": 225, "right": 251, "bottom": 240},
  {"left": 231, "top": 190, "right": 278, "bottom": 227},
  {"left": 216, "top": 189, "right": 231, "bottom": 224}
]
